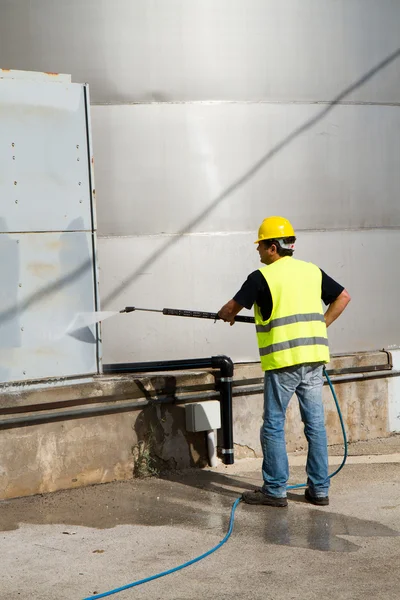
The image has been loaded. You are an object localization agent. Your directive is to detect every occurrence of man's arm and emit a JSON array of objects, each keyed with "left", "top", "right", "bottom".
[
  {"left": 218, "top": 271, "right": 264, "bottom": 325},
  {"left": 324, "top": 289, "right": 351, "bottom": 327},
  {"left": 218, "top": 299, "right": 244, "bottom": 326}
]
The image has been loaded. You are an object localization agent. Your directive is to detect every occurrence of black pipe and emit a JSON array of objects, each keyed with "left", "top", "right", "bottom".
[
  {"left": 0, "top": 391, "right": 220, "bottom": 430},
  {"left": 211, "top": 355, "right": 234, "bottom": 465},
  {"left": 103, "top": 358, "right": 219, "bottom": 373},
  {"left": 0, "top": 384, "right": 244, "bottom": 432},
  {"left": 104, "top": 355, "right": 235, "bottom": 465}
]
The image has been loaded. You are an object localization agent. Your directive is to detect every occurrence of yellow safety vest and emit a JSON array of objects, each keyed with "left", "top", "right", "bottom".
[{"left": 254, "top": 257, "right": 330, "bottom": 371}]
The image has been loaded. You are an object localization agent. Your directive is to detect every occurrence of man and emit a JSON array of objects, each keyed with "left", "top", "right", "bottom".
[{"left": 218, "top": 216, "right": 350, "bottom": 508}]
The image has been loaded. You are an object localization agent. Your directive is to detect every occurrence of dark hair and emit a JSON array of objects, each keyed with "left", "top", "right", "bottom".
[{"left": 262, "top": 236, "right": 296, "bottom": 257}]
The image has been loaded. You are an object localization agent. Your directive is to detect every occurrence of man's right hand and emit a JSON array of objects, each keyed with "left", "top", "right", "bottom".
[{"left": 218, "top": 299, "right": 244, "bottom": 326}]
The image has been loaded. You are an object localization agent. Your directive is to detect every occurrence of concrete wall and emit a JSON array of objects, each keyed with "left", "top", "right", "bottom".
[
  {"left": 1, "top": 0, "right": 399, "bottom": 364},
  {"left": 1, "top": 351, "right": 399, "bottom": 500}
]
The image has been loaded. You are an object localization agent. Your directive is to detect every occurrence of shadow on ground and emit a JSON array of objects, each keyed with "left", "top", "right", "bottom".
[{"left": 1, "top": 466, "right": 398, "bottom": 554}]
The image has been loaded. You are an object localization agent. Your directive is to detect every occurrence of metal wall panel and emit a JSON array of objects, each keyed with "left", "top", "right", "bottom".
[
  {"left": 0, "top": 74, "right": 99, "bottom": 384},
  {"left": 1, "top": 1, "right": 399, "bottom": 104},
  {"left": 92, "top": 103, "right": 400, "bottom": 236},
  {"left": 0, "top": 231, "right": 97, "bottom": 383},
  {"left": 0, "top": 69, "right": 71, "bottom": 83},
  {"left": 97, "top": 229, "right": 399, "bottom": 363},
  {"left": 1, "top": 1, "right": 399, "bottom": 365},
  {"left": 0, "top": 79, "right": 92, "bottom": 233}
]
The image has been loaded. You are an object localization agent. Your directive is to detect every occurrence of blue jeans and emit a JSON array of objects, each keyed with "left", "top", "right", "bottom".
[{"left": 261, "top": 363, "right": 330, "bottom": 498}]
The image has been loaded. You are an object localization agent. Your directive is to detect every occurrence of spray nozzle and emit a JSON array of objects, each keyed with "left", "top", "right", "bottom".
[{"left": 120, "top": 307, "right": 136, "bottom": 313}]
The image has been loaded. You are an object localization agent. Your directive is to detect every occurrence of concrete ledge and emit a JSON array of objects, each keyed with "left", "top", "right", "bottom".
[
  {"left": 0, "top": 350, "right": 391, "bottom": 413},
  {"left": 0, "top": 371, "right": 217, "bottom": 411}
]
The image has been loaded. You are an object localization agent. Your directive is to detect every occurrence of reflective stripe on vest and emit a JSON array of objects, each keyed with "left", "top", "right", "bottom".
[
  {"left": 259, "top": 336, "right": 329, "bottom": 357},
  {"left": 255, "top": 313, "right": 325, "bottom": 334},
  {"left": 254, "top": 257, "right": 330, "bottom": 370}
]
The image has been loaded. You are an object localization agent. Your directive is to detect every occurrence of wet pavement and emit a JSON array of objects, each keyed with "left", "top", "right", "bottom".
[{"left": 0, "top": 443, "right": 399, "bottom": 599}]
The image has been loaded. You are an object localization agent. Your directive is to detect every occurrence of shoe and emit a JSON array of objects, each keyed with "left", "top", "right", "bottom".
[
  {"left": 305, "top": 488, "right": 329, "bottom": 506},
  {"left": 242, "top": 489, "right": 288, "bottom": 507}
]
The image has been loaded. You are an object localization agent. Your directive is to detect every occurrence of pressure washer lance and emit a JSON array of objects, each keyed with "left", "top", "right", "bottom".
[{"left": 120, "top": 306, "right": 255, "bottom": 324}]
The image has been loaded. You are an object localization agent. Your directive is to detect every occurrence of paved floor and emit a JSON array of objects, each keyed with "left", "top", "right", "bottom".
[{"left": 1, "top": 438, "right": 400, "bottom": 600}]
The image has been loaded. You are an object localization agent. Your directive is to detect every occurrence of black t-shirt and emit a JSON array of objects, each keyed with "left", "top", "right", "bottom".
[{"left": 233, "top": 268, "right": 344, "bottom": 322}]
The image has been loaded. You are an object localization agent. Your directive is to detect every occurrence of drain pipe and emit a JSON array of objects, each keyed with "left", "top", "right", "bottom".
[
  {"left": 103, "top": 355, "right": 235, "bottom": 465},
  {"left": 207, "top": 430, "right": 218, "bottom": 467},
  {"left": 212, "top": 355, "right": 234, "bottom": 465}
]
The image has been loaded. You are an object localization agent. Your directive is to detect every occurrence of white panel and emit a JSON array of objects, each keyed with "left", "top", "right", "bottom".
[
  {"left": 0, "top": 232, "right": 97, "bottom": 383},
  {"left": 1, "top": 1, "right": 399, "bottom": 103},
  {"left": 92, "top": 103, "right": 400, "bottom": 236},
  {"left": 388, "top": 350, "right": 400, "bottom": 432},
  {"left": 0, "top": 79, "right": 92, "bottom": 232},
  {"left": 185, "top": 401, "right": 221, "bottom": 432},
  {"left": 97, "top": 230, "right": 399, "bottom": 363}
]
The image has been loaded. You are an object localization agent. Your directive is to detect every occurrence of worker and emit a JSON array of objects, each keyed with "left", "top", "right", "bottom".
[{"left": 218, "top": 216, "right": 350, "bottom": 507}]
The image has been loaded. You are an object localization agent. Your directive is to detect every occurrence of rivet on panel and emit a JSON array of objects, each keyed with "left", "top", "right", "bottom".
[
  {"left": 12, "top": 143, "right": 15, "bottom": 147},
  {"left": 76, "top": 145, "right": 80, "bottom": 149},
  {"left": 78, "top": 182, "right": 82, "bottom": 186},
  {"left": 77, "top": 158, "right": 80, "bottom": 161},
  {"left": 23, "top": 371, "right": 26, "bottom": 375},
  {"left": 14, "top": 181, "right": 17, "bottom": 185},
  {"left": 79, "top": 200, "right": 83, "bottom": 203},
  {"left": 21, "top": 327, "right": 24, "bottom": 331},
  {"left": 19, "top": 283, "right": 22, "bottom": 287},
  {"left": 15, "top": 199, "right": 18, "bottom": 204},
  {"left": 12, "top": 156, "right": 15, "bottom": 160}
]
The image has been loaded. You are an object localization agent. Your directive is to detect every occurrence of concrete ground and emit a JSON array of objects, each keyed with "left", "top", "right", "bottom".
[{"left": 0, "top": 437, "right": 399, "bottom": 600}]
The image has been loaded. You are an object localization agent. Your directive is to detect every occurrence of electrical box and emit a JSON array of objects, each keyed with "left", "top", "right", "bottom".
[{"left": 185, "top": 401, "right": 221, "bottom": 432}]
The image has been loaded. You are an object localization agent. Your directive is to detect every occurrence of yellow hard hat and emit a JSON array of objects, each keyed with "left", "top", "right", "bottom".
[{"left": 255, "top": 216, "right": 295, "bottom": 243}]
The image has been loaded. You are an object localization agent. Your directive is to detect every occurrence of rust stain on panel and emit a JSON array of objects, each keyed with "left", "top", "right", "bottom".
[
  {"left": 46, "top": 240, "right": 63, "bottom": 251},
  {"left": 27, "top": 262, "right": 57, "bottom": 278}
]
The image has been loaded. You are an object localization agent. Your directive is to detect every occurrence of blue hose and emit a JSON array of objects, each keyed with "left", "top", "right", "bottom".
[
  {"left": 83, "top": 369, "right": 346, "bottom": 599},
  {"left": 83, "top": 498, "right": 241, "bottom": 599}
]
